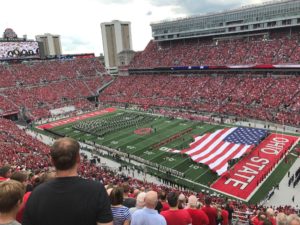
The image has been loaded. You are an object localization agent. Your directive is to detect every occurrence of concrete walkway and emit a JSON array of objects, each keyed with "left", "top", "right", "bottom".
[{"left": 264, "top": 157, "right": 300, "bottom": 208}]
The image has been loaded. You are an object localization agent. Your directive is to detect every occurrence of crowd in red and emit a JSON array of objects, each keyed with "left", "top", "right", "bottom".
[
  {"left": 0, "top": 118, "right": 298, "bottom": 224},
  {"left": 100, "top": 74, "right": 300, "bottom": 127},
  {"left": 0, "top": 58, "right": 112, "bottom": 120},
  {"left": 130, "top": 29, "right": 300, "bottom": 68}
]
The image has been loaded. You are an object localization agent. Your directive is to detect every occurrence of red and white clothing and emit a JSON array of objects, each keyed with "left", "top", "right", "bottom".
[
  {"left": 161, "top": 209, "right": 192, "bottom": 225},
  {"left": 186, "top": 208, "right": 209, "bottom": 225},
  {"left": 202, "top": 205, "right": 218, "bottom": 225}
]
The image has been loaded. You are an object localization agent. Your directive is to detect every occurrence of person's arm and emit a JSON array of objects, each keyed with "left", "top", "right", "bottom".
[
  {"left": 22, "top": 193, "right": 35, "bottom": 225},
  {"left": 96, "top": 184, "right": 113, "bottom": 224},
  {"left": 123, "top": 219, "right": 130, "bottom": 225}
]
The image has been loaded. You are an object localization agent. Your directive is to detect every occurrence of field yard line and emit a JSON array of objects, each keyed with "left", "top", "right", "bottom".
[
  {"left": 144, "top": 151, "right": 166, "bottom": 161},
  {"left": 129, "top": 121, "right": 190, "bottom": 153},
  {"left": 101, "top": 118, "right": 173, "bottom": 147},
  {"left": 100, "top": 118, "right": 165, "bottom": 144},
  {"left": 169, "top": 158, "right": 189, "bottom": 169},
  {"left": 192, "top": 167, "right": 211, "bottom": 181}
]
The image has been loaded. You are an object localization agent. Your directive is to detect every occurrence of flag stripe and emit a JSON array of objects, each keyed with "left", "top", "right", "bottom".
[
  {"left": 187, "top": 129, "right": 225, "bottom": 153},
  {"left": 187, "top": 128, "right": 234, "bottom": 156},
  {"left": 216, "top": 164, "right": 228, "bottom": 175},
  {"left": 189, "top": 128, "right": 233, "bottom": 158},
  {"left": 172, "top": 127, "right": 268, "bottom": 175},
  {"left": 192, "top": 141, "right": 228, "bottom": 162},
  {"left": 181, "top": 133, "right": 211, "bottom": 153},
  {"left": 197, "top": 142, "right": 236, "bottom": 164},
  {"left": 191, "top": 128, "right": 237, "bottom": 161},
  {"left": 213, "top": 145, "right": 251, "bottom": 172},
  {"left": 210, "top": 145, "right": 246, "bottom": 170}
]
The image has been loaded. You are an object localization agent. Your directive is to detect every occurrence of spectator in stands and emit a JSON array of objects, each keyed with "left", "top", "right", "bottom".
[
  {"left": 0, "top": 165, "right": 12, "bottom": 182},
  {"left": 10, "top": 171, "right": 31, "bottom": 223},
  {"left": 159, "top": 191, "right": 170, "bottom": 212},
  {"left": 252, "top": 211, "right": 267, "bottom": 225},
  {"left": 109, "top": 186, "right": 131, "bottom": 225},
  {"left": 225, "top": 202, "right": 234, "bottom": 225},
  {"left": 0, "top": 180, "right": 25, "bottom": 225},
  {"left": 131, "top": 191, "right": 166, "bottom": 225},
  {"left": 287, "top": 214, "right": 300, "bottom": 225},
  {"left": 186, "top": 195, "right": 209, "bottom": 225},
  {"left": 22, "top": 137, "right": 113, "bottom": 225},
  {"left": 129, "top": 191, "right": 146, "bottom": 215},
  {"left": 276, "top": 212, "right": 288, "bottom": 225},
  {"left": 178, "top": 193, "right": 187, "bottom": 209},
  {"left": 220, "top": 205, "right": 229, "bottom": 225},
  {"left": 160, "top": 191, "right": 192, "bottom": 225},
  {"left": 266, "top": 208, "right": 276, "bottom": 225},
  {"left": 216, "top": 206, "right": 223, "bottom": 225},
  {"left": 202, "top": 197, "right": 218, "bottom": 225},
  {"left": 122, "top": 182, "right": 136, "bottom": 208}
]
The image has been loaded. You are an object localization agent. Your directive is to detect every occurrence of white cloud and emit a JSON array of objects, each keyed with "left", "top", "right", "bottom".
[{"left": 0, "top": 0, "right": 264, "bottom": 55}]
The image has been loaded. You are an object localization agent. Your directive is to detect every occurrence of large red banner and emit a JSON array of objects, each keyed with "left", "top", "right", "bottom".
[
  {"left": 37, "top": 108, "right": 116, "bottom": 130},
  {"left": 211, "top": 133, "right": 299, "bottom": 200}
]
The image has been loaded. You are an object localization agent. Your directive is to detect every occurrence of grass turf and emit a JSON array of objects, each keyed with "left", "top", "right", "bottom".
[{"left": 37, "top": 109, "right": 298, "bottom": 204}]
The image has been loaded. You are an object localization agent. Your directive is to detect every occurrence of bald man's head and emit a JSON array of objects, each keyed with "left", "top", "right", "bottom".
[
  {"left": 50, "top": 137, "right": 80, "bottom": 170},
  {"left": 145, "top": 191, "right": 158, "bottom": 209},
  {"left": 266, "top": 208, "right": 274, "bottom": 217}
]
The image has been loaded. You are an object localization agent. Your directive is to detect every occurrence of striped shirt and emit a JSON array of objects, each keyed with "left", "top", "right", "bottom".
[{"left": 111, "top": 205, "right": 131, "bottom": 225}]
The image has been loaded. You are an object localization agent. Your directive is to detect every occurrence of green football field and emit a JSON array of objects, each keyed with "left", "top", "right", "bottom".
[
  {"left": 48, "top": 109, "right": 223, "bottom": 184},
  {"left": 38, "top": 109, "right": 299, "bottom": 204}
]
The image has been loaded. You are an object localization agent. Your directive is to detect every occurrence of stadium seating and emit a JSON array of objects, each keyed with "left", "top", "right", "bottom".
[
  {"left": 129, "top": 29, "right": 300, "bottom": 68},
  {"left": 0, "top": 117, "right": 298, "bottom": 223},
  {"left": 0, "top": 25, "right": 299, "bottom": 225},
  {"left": 0, "top": 58, "right": 113, "bottom": 119},
  {"left": 99, "top": 74, "right": 300, "bottom": 126}
]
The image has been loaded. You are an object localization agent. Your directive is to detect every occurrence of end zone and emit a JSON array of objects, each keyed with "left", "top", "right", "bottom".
[
  {"left": 37, "top": 108, "right": 117, "bottom": 130},
  {"left": 211, "top": 133, "right": 299, "bottom": 201}
]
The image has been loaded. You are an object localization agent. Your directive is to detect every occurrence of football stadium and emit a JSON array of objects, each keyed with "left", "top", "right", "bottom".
[{"left": 1, "top": 0, "right": 300, "bottom": 225}]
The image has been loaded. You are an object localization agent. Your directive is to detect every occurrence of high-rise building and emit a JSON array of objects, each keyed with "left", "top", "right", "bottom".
[
  {"left": 35, "top": 33, "right": 62, "bottom": 58},
  {"left": 101, "top": 20, "right": 132, "bottom": 70}
]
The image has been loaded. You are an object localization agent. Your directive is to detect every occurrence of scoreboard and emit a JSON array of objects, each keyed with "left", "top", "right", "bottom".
[{"left": 0, "top": 41, "right": 39, "bottom": 59}]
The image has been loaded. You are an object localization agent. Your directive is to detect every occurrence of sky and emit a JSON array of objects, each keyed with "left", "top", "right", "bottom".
[{"left": 0, "top": 0, "right": 264, "bottom": 56}]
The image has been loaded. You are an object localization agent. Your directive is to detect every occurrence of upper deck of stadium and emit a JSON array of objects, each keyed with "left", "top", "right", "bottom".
[{"left": 151, "top": 0, "right": 300, "bottom": 41}]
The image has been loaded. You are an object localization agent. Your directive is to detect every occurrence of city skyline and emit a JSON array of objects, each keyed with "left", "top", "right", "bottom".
[{"left": 0, "top": 0, "right": 263, "bottom": 55}]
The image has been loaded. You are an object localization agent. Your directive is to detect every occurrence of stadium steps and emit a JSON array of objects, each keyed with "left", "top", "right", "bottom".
[
  {"left": 82, "top": 80, "right": 96, "bottom": 96},
  {"left": 96, "top": 79, "right": 115, "bottom": 94}
]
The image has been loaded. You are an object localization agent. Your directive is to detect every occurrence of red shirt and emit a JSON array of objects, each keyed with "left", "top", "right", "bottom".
[
  {"left": 0, "top": 177, "right": 8, "bottom": 182},
  {"left": 16, "top": 192, "right": 31, "bottom": 223},
  {"left": 221, "top": 209, "right": 229, "bottom": 225},
  {"left": 186, "top": 208, "right": 209, "bottom": 225},
  {"left": 202, "top": 205, "right": 218, "bottom": 225},
  {"left": 267, "top": 216, "right": 276, "bottom": 225},
  {"left": 252, "top": 216, "right": 264, "bottom": 225},
  {"left": 161, "top": 201, "right": 170, "bottom": 211},
  {"left": 161, "top": 209, "right": 192, "bottom": 225}
]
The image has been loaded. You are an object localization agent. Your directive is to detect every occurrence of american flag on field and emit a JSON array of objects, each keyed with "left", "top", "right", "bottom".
[{"left": 172, "top": 127, "right": 268, "bottom": 175}]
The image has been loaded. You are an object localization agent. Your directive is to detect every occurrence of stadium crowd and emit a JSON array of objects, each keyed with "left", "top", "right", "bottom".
[
  {"left": 129, "top": 29, "right": 300, "bottom": 68},
  {"left": 100, "top": 74, "right": 300, "bottom": 127},
  {"left": 0, "top": 118, "right": 299, "bottom": 225},
  {"left": 0, "top": 58, "right": 112, "bottom": 120},
  {"left": 1, "top": 24, "right": 300, "bottom": 225}
]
